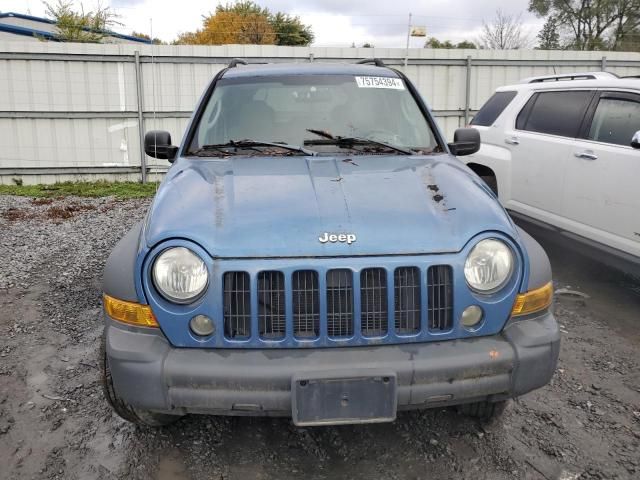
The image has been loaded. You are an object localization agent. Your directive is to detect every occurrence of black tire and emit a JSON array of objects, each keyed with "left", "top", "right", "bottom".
[
  {"left": 101, "top": 332, "right": 180, "bottom": 427},
  {"left": 481, "top": 175, "right": 498, "bottom": 196},
  {"left": 458, "top": 400, "right": 507, "bottom": 421}
]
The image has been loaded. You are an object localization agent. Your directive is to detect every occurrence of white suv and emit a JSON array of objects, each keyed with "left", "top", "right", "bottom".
[{"left": 465, "top": 72, "right": 640, "bottom": 275}]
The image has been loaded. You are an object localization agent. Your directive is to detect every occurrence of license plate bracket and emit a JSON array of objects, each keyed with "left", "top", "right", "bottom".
[{"left": 291, "top": 370, "right": 397, "bottom": 426}]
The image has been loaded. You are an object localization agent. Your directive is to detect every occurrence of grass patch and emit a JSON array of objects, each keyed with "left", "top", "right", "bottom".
[{"left": 0, "top": 181, "right": 158, "bottom": 199}]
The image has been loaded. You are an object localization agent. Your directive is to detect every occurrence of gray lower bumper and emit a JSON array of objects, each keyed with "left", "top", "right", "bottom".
[{"left": 105, "top": 312, "right": 560, "bottom": 416}]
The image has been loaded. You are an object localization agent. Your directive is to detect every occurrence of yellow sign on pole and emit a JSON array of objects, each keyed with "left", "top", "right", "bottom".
[{"left": 410, "top": 26, "right": 427, "bottom": 37}]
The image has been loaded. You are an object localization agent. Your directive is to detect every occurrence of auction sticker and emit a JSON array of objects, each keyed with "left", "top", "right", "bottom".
[{"left": 355, "top": 76, "right": 405, "bottom": 90}]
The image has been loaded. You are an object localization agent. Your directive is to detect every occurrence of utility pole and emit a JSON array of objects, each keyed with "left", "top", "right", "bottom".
[{"left": 404, "top": 13, "right": 412, "bottom": 68}]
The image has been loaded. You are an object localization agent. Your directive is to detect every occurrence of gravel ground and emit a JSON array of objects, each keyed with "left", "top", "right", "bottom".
[{"left": 0, "top": 194, "right": 639, "bottom": 480}]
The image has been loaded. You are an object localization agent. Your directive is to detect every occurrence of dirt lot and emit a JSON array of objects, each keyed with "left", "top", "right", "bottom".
[{"left": 0, "top": 195, "right": 639, "bottom": 480}]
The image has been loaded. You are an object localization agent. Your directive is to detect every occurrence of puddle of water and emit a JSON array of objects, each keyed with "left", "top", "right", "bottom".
[{"left": 156, "top": 451, "right": 189, "bottom": 480}]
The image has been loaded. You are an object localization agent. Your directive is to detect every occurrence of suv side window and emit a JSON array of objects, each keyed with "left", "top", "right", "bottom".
[
  {"left": 516, "top": 90, "right": 594, "bottom": 138},
  {"left": 471, "top": 91, "right": 517, "bottom": 126},
  {"left": 587, "top": 93, "right": 640, "bottom": 146}
]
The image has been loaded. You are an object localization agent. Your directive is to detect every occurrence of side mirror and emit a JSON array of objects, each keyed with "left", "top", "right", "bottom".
[
  {"left": 448, "top": 128, "right": 480, "bottom": 156},
  {"left": 631, "top": 131, "right": 640, "bottom": 149},
  {"left": 144, "top": 130, "right": 178, "bottom": 162}
]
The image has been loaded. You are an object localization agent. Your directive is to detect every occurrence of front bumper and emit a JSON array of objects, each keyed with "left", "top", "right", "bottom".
[{"left": 105, "top": 312, "right": 560, "bottom": 418}]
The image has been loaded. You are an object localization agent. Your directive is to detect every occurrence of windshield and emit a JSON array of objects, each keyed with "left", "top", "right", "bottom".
[{"left": 188, "top": 74, "right": 439, "bottom": 154}]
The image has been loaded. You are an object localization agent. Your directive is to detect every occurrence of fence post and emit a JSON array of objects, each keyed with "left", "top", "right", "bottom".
[
  {"left": 601, "top": 55, "right": 607, "bottom": 71},
  {"left": 464, "top": 55, "right": 472, "bottom": 126},
  {"left": 134, "top": 51, "right": 147, "bottom": 184}
]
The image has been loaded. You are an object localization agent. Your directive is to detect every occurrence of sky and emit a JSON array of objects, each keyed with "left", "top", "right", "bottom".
[{"left": 2, "top": 0, "right": 544, "bottom": 47}]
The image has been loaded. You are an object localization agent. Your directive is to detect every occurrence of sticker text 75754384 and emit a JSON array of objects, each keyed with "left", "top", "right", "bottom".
[{"left": 355, "top": 76, "right": 405, "bottom": 90}]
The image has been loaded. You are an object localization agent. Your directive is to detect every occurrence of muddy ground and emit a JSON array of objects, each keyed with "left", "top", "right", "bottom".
[{"left": 0, "top": 195, "right": 638, "bottom": 480}]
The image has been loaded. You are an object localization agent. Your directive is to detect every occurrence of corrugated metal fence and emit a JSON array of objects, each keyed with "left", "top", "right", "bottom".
[{"left": 2, "top": 42, "right": 640, "bottom": 184}]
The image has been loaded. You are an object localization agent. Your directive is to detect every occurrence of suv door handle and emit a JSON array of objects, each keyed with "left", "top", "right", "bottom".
[
  {"left": 505, "top": 136, "right": 519, "bottom": 145},
  {"left": 574, "top": 151, "right": 598, "bottom": 160}
]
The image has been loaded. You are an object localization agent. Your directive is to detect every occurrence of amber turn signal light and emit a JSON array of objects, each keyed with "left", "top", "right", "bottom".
[
  {"left": 103, "top": 294, "right": 159, "bottom": 327},
  {"left": 511, "top": 282, "right": 553, "bottom": 317}
]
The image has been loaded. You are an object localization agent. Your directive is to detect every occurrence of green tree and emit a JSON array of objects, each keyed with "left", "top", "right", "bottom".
[
  {"left": 361, "top": 42, "right": 374, "bottom": 48},
  {"left": 456, "top": 40, "right": 477, "bottom": 49},
  {"left": 130, "top": 32, "right": 164, "bottom": 45},
  {"left": 529, "top": 0, "right": 640, "bottom": 51},
  {"left": 425, "top": 37, "right": 452, "bottom": 48},
  {"left": 615, "top": 27, "right": 640, "bottom": 51},
  {"left": 270, "top": 12, "right": 314, "bottom": 46},
  {"left": 536, "top": 17, "right": 560, "bottom": 49},
  {"left": 44, "top": 0, "right": 122, "bottom": 43},
  {"left": 424, "top": 37, "right": 476, "bottom": 49},
  {"left": 216, "top": 0, "right": 269, "bottom": 17}
]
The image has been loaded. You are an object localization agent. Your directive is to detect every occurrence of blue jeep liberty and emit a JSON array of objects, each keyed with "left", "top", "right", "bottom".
[{"left": 101, "top": 59, "right": 560, "bottom": 427}]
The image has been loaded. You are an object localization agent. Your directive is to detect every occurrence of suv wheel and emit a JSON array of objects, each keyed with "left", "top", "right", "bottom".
[
  {"left": 459, "top": 400, "right": 507, "bottom": 421},
  {"left": 101, "top": 333, "right": 180, "bottom": 427}
]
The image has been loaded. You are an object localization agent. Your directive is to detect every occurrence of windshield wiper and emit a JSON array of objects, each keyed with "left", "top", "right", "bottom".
[
  {"left": 191, "top": 140, "right": 316, "bottom": 157},
  {"left": 304, "top": 129, "right": 415, "bottom": 155}
]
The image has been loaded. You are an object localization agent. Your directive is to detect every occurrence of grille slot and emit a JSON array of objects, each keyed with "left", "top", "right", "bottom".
[
  {"left": 360, "top": 268, "right": 388, "bottom": 336},
  {"left": 428, "top": 265, "right": 454, "bottom": 331},
  {"left": 257, "top": 271, "right": 286, "bottom": 339},
  {"left": 394, "top": 267, "right": 421, "bottom": 334},
  {"left": 223, "top": 271, "right": 251, "bottom": 338},
  {"left": 326, "top": 269, "right": 354, "bottom": 337},
  {"left": 292, "top": 270, "right": 320, "bottom": 338}
]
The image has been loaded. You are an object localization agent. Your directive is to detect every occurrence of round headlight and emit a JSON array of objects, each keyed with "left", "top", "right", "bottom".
[
  {"left": 152, "top": 247, "right": 208, "bottom": 303},
  {"left": 464, "top": 239, "right": 514, "bottom": 293}
]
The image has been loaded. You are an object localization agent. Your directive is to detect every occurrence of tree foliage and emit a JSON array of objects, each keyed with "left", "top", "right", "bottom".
[
  {"left": 44, "top": 0, "right": 122, "bottom": 43},
  {"left": 175, "top": 1, "right": 314, "bottom": 46},
  {"left": 529, "top": 0, "right": 640, "bottom": 51},
  {"left": 424, "top": 37, "right": 477, "bottom": 49},
  {"left": 269, "top": 12, "right": 314, "bottom": 46},
  {"left": 479, "top": 9, "right": 531, "bottom": 49},
  {"left": 176, "top": 10, "right": 276, "bottom": 45},
  {"left": 130, "top": 32, "right": 164, "bottom": 45},
  {"left": 536, "top": 17, "right": 561, "bottom": 49}
]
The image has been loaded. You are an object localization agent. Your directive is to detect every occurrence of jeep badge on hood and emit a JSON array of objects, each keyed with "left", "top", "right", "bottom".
[{"left": 319, "top": 232, "right": 357, "bottom": 244}]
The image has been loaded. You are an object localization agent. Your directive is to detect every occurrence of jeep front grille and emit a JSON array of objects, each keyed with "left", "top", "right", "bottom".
[
  {"left": 394, "top": 267, "right": 421, "bottom": 334},
  {"left": 292, "top": 270, "right": 319, "bottom": 338},
  {"left": 427, "top": 265, "right": 454, "bottom": 331},
  {"left": 223, "top": 271, "right": 251, "bottom": 338},
  {"left": 360, "top": 268, "right": 388, "bottom": 336},
  {"left": 326, "top": 269, "right": 354, "bottom": 337},
  {"left": 223, "top": 265, "right": 454, "bottom": 341},
  {"left": 258, "top": 271, "right": 286, "bottom": 339}
]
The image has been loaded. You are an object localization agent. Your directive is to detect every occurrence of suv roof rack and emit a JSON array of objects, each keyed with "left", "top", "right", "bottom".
[
  {"left": 520, "top": 71, "right": 618, "bottom": 84},
  {"left": 228, "top": 58, "right": 248, "bottom": 68},
  {"left": 356, "top": 58, "right": 386, "bottom": 67}
]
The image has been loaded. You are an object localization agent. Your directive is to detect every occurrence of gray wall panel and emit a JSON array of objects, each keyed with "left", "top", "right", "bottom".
[{"left": 1, "top": 41, "right": 639, "bottom": 183}]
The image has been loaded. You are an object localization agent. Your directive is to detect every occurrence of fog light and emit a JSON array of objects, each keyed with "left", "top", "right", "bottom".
[
  {"left": 461, "top": 305, "right": 483, "bottom": 328},
  {"left": 190, "top": 315, "right": 215, "bottom": 337}
]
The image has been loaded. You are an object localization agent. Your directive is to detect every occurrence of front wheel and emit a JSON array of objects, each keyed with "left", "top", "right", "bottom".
[
  {"left": 458, "top": 400, "right": 507, "bottom": 421},
  {"left": 101, "top": 332, "right": 181, "bottom": 427}
]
